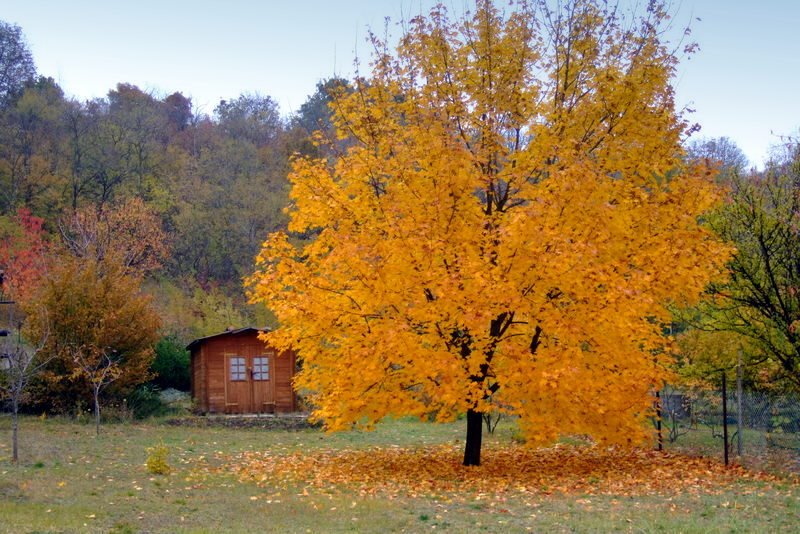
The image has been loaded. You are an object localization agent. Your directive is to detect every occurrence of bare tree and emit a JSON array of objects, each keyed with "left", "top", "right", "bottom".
[
  {"left": 69, "top": 345, "right": 122, "bottom": 436},
  {"left": 686, "top": 136, "right": 749, "bottom": 182},
  {"left": 0, "top": 320, "right": 49, "bottom": 463}
]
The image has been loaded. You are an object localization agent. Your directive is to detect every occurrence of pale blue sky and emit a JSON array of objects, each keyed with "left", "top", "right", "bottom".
[{"left": 2, "top": 1, "right": 798, "bottom": 167}]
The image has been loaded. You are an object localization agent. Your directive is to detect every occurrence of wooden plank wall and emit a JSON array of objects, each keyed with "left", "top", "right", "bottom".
[
  {"left": 206, "top": 337, "right": 227, "bottom": 412},
  {"left": 190, "top": 345, "right": 207, "bottom": 411}
]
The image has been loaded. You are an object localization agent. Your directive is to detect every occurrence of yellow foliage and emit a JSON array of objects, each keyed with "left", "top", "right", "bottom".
[
  {"left": 248, "top": 1, "right": 730, "bottom": 447},
  {"left": 146, "top": 442, "right": 171, "bottom": 475}
]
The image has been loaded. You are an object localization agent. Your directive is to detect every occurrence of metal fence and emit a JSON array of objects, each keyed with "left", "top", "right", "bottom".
[{"left": 656, "top": 384, "right": 800, "bottom": 474}]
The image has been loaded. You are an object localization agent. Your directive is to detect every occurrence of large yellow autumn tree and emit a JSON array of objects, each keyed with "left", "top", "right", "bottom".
[{"left": 249, "top": 0, "right": 729, "bottom": 465}]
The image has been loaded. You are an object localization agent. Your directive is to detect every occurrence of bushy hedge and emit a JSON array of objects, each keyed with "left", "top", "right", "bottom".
[{"left": 151, "top": 336, "right": 190, "bottom": 391}]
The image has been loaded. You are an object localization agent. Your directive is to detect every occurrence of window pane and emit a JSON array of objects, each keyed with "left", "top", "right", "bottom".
[
  {"left": 230, "top": 356, "right": 246, "bottom": 381},
  {"left": 253, "top": 356, "right": 269, "bottom": 380}
]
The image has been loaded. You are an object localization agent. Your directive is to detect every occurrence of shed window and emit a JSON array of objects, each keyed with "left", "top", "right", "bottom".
[
  {"left": 253, "top": 356, "right": 270, "bottom": 380},
  {"left": 229, "top": 356, "right": 246, "bottom": 381}
]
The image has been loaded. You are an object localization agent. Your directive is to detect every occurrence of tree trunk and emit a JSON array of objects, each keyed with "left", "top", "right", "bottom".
[
  {"left": 463, "top": 408, "right": 483, "bottom": 466},
  {"left": 94, "top": 387, "right": 101, "bottom": 436},
  {"left": 12, "top": 397, "right": 19, "bottom": 463}
]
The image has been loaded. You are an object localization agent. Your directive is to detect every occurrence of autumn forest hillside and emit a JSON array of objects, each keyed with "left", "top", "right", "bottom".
[
  {"left": 0, "top": 20, "right": 361, "bottom": 416},
  {"left": 0, "top": 21, "right": 350, "bottom": 341}
]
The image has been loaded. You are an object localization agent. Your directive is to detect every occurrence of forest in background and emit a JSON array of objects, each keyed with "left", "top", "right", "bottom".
[
  {"left": 0, "top": 20, "right": 353, "bottom": 413},
  {"left": 0, "top": 20, "right": 349, "bottom": 343}
]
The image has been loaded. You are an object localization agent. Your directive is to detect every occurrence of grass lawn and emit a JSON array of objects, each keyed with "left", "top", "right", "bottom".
[
  {"left": 0, "top": 415, "right": 798, "bottom": 533},
  {"left": 662, "top": 424, "right": 800, "bottom": 475}
]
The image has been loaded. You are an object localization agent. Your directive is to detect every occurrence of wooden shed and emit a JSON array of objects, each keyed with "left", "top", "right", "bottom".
[{"left": 188, "top": 327, "right": 297, "bottom": 414}]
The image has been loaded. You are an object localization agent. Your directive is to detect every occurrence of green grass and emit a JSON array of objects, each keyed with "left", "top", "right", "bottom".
[
  {"left": 661, "top": 423, "right": 800, "bottom": 475},
  {"left": 0, "top": 415, "right": 797, "bottom": 533}
]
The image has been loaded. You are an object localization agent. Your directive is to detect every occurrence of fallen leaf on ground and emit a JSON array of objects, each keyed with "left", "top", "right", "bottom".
[{"left": 224, "top": 444, "right": 792, "bottom": 501}]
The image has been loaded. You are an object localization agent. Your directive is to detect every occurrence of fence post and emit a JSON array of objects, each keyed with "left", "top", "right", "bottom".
[
  {"left": 722, "top": 371, "right": 729, "bottom": 466},
  {"left": 655, "top": 390, "right": 663, "bottom": 451},
  {"left": 736, "top": 353, "right": 743, "bottom": 457}
]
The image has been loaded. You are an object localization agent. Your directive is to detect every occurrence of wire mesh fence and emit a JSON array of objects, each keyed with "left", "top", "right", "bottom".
[{"left": 657, "top": 384, "right": 800, "bottom": 474}]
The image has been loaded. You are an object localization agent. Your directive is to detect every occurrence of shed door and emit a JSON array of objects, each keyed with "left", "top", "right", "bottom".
[
  {"left": 224, "top": 352, "right": 275, "bottom": 414},
  {"left": 251, "top": 352, "right": 275, "bottom": 412}
]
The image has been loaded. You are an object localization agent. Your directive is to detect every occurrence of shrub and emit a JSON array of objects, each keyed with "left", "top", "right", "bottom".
[
  {"left": 127, "top": 384, "right": 166, "bottom": 419},
  {"left": 151, "top": 336, "right": 190, "bottom": 391},
  {"left": 145, "top": 442, "right": 171, "bottom": 475}
]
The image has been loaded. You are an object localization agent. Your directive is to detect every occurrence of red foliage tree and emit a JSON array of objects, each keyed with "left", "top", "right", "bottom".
[{"left": 0, "top": 207, "right": 50, "bottom": 303}]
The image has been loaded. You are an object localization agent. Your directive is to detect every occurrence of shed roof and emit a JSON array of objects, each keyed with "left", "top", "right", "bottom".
[{"left": 186, "top": 326, "right": 271, "bottom": 352}]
